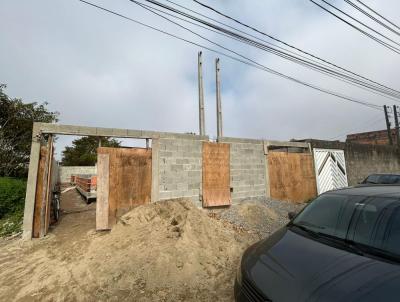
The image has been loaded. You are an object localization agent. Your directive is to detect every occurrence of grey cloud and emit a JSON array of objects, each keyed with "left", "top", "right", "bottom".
[{"left": 1, "top": 0, "right": 399, "bottom": 157}]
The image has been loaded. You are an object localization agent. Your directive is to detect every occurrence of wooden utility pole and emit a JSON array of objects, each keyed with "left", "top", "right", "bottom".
[
  {"left": 384, "top": 105, "right": 393, "bottom": 145},
  {"left": 198, "top": 52, "right": 205, "bottom": 136},
  {"left": 394, "top": 105, "right": 400, "bottom": 147},
  {"left": 216, "top": 58, "right": 223, "bottom": 141}
]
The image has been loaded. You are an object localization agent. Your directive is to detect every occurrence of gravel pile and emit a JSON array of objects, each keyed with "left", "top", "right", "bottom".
[{"left": 216, "top": 199, "right": 306, "bottom": 239}]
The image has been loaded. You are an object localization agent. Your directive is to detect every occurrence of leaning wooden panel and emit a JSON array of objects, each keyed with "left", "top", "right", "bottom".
[
  {"left": 96, "top": 153, "right": 110, "bottom": 230},
  {"left": 202, "top": 142, "right": 231, "bottom": 207},
  {"left": 32, "top": 146, "right": 48, "bottom": 238},
  {"left": 268, "top": 152, "right": 317, "bottom": 203}
]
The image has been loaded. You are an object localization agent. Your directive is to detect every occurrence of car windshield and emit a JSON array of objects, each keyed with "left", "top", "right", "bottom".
[{"left": 292, "top": 193, "right": 400, "bottom": 261}]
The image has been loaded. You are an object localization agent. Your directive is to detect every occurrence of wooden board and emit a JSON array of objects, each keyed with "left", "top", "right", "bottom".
[
  {"left": 202, "top": 142, "right": 231, "bottom": 207},
  {"left": 268, "top": 152, "right": 317, "bottom": 203},
  {"left": 33, "top": 146, "right": 48, "bottom": 238},
  {"left": 44, "top": 137, "right": 54, "bottom": 235},
  {"left": 97, "top": 147, "right": 152, "bottom": 227},
  {"left": 96, "top": 153, "right": 110, "bottom": 230}
]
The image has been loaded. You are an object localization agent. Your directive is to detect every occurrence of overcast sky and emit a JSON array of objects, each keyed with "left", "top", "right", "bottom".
[{"left": 1, "top": 0, "right": 400, "bottom": 159}]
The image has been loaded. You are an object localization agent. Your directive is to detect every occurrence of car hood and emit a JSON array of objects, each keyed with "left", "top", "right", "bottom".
[{"left": 243, "top": 227, "right": 400, "bottom": 302}]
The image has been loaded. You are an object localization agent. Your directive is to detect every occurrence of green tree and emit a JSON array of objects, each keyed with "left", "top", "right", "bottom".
[
  {"left": 61, "top": 136, "right": 121, "bottom": 166},
  {"left": 0, "top": 84, "right": 59, "bottom": 178}
]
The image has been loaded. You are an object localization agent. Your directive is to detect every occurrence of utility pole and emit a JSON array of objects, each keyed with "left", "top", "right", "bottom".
[
  {"left": 198, "top": 52, "right": 205, "bottom": 136},
  {"left": 384, "top": 105, "right": 393, "bottom": 145},
  {"left": 393, "top": 105, "right": 400, "bottom": 147},
  {"left": 216, "top": 58, "right": 223, "bottom": 141}
]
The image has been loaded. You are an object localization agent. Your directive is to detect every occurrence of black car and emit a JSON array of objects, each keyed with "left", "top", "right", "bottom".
[
  {"left": 360, "top": 173, "right": 400, "bottom": 185},
  {"left": 235, "top": 185, "right": 400, "bottom": 302}
]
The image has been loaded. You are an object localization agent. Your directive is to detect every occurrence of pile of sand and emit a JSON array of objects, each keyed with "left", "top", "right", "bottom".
[
  {"left": 0, "top": 199, "right": 255, "bottom": 302},
  {"left": 83, "top": 199, "right": 254, "bottom": 301}
]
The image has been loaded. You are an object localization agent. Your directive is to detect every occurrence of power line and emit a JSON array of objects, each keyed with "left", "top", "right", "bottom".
[
  {"left": 136, "top": 0, "right": 400, "bottom": 101},
  {"left": 329, "top": 114, "right": 383, "bottom": 140},
  {"left": 344, "top": 0, "right": 400, "bottom": 37},
  {"left": 355, "top": 0, "right": 400, "bottom": 31},
  {"left": 190, "top": 0, "right": 400, "bottom": 97},
  {"left": 131, "top": 0, "right": 387, "bottom": 108},
  {"left": 76, "top": 0, "right": 382, "bottom": 111},
  {"left": 308, "top": 0, "right": 400, "bottom": 55},
  {"left": 319, "top": 0, "right": 400, "bottom": 44}
]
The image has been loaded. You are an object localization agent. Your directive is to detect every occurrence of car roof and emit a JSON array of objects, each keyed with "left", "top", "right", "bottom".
[
  {"left": 328, "top": 185, "right": 400, "bottom": 198},
  {"left": 367, "top": 173, "right": 400, "bottom": 177}
]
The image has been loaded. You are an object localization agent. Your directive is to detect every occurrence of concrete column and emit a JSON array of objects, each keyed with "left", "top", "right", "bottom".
[
  {"left": 22, "top": 123, "right": 41, "bottom": 240},
  {"left": 198, "top": 51, "right": 205, "bottom": 136},
  {"left": 216, "top": 58, "right": 223, "bottom": 141}
]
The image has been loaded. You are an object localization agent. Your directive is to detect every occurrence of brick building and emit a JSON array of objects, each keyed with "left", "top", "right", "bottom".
[{"left": 346, "top": 129, "right": 398, "bottom": 145}]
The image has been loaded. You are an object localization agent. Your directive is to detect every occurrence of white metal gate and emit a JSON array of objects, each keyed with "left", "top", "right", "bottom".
[{"left": 313, "top": 149, "right": 348, "bottom": 194}]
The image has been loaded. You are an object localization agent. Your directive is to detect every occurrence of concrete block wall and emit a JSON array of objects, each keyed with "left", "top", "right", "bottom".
[
  {"left": 58, "top": 166, "right": 97, "bottom": 183},
  {"left": 220, "top": 138, "right": 267, "bottom": 203},
  {"left": 157, "top": 137, "right": 205, "bottom": 206}
]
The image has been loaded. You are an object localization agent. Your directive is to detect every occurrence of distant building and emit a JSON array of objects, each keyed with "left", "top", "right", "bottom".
[{"left": 346, "top": 129, "right": 398, "bottom": 145}]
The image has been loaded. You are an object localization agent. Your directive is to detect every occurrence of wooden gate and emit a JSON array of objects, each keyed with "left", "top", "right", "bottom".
[
  {"left": 202, "top": 142, "right": 231, "bottom": 207},
  {"left": 268, "top": 152, "right": 317, "bottom": 203},
  {"left": 96, "top": 147, "right": 152, "bottom": 230}
]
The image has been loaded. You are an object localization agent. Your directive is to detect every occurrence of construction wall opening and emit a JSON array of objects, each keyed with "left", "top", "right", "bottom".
[{"left": 96, "top": 147, "right": 152, "bottom": 230}]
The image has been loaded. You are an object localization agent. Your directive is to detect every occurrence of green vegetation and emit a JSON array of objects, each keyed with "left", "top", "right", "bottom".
[
  {"left": 61, "top": 136, "right": 121, "bottom": 166},
  {"left": 0, "top": 177, "right": 27, "bottom": 237},
  {"left": 0, "top": 84, "right": 58, "bottom": 178}
]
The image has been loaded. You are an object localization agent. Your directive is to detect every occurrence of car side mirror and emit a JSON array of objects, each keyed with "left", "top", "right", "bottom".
[{"left": 288, "top": 212, "right": 296, "bottom": 220}]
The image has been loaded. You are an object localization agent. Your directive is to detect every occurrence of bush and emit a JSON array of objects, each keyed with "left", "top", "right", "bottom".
[{"left": 0, "top": 177, "right": 26, "bottom": 236}]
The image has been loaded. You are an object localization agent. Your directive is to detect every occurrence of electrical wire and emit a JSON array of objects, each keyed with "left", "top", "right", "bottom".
[
  {"left": 319, "top": 0, "right": 400, "bottom": 45},
  {"left": 308, "top": 0, "right": 400, "bottom": 54},
  {"left": 190, "top": 0, "right": 400, "bottom": 97},
  {"left": 76, "top": 0, "right": 382, "bottom": 111},
  {"left": 344, "top": 0, "right": 400, "bottom": 37},
  {"left": 329, "top": 114, "right": 383, "bottom": 140},
  {"left": 356, "top": 0, "right": 400, "bottom": 31},
  {"left": 135, "top": 0, "right": 400, "bottom": 102}
]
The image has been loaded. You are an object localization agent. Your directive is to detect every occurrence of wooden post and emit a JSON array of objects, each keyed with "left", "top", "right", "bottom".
[
  {"left": 39, "top": 136, "right": 52, "bottom": 237},
  {"left": 216, "top": 58, "right": 223, "bottom": 141},
  {"left": 198, "top": 51, "right": 206, "bottom": 136},
  {"left": 43, "top": 135, "right": 54, "bottom": 236}
]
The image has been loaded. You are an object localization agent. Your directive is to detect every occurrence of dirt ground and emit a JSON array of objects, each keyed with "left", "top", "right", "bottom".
[{"left": 0, "top": 189, "right": 301, "bottom": 302}]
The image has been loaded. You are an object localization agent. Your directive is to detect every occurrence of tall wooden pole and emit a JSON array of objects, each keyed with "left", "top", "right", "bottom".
[
  {"left": 384, "top": 105, "right": 393, "bottom": 145},
  {"left": 198, "top": 52, "right": 205, "bottom": 136},
  {"left": 216, "top": 58, "right": 223, "bottom": 141}
]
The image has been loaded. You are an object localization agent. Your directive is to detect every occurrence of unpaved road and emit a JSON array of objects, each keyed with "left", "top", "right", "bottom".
[{"left": 0, "top": 189, "right": 302, "bottom": 302}]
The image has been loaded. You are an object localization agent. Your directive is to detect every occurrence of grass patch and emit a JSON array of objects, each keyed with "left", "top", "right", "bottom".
[{"left": 0, "top": 177, "right": 26, "bottom": 237}]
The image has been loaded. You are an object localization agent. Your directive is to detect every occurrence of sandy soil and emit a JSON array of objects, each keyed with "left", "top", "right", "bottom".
[{"left": 0, "top": 189, "right": 259, "bottom": 302}]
